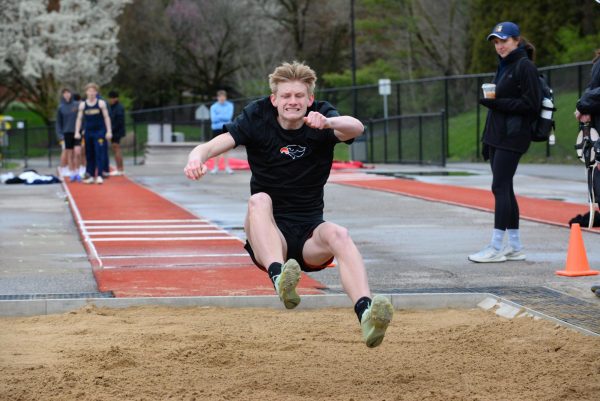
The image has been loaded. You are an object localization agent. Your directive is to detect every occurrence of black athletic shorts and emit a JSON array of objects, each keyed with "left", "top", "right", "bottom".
[
  {"left": 244, "top": 217, "right": 333, "bottom": 272},
  {"left": 63, "top": 132, "right": 81, "bottom": 149},
  {"left": 111, "top": 134, "right": 124, "bottom": 144},
  {"left": 212, "top": 129, "right": 224, "bottom": 139}
]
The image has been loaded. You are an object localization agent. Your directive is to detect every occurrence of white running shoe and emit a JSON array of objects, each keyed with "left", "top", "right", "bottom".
[
  {"left": 468, "top": 245, "right": 507, "bottom": 263},
  {"left": 82, "top": 176, "right": 94, "bottom": 184},
  {"left": 225, "top": 166, "right": 234, "bottom": 175},
  {"left": 273, "top": 259, "right": 301, "bottom": 309},
  {"left": 210, "top": 166, "right": 219, "bottom": 175},
  {"left": 95, "top": 176, "right": 104, "bottom": 184},
  {"left": 108, "top": 170, "right": 123, "bottom": 176},
  {"left": 502, "top": 245, "right": 526, "bottom": 261},
  {"left": 361, "top": 295, "right": 394, "bottom": 348}
]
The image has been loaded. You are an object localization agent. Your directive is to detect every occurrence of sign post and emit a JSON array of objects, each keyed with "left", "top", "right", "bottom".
[
  {"left": 378, "top": 79, "right": 391, "bottom": 118},
  {"left": 195, "top": 105, "right": 211, "bottom": 142},
  {"left": 379, "top": 79, "right": 392, "bottom": 160}
]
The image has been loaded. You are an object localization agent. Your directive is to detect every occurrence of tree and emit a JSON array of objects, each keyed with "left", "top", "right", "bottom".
[
  {"left": 323, "top": 0, "right": 471, "bottom": 88},
  {"left": 259, "top": 0, "right": 351, "bottom": 76},
  {"left": 113, "top": 0, "right": 177, "bottom": 108},
  {"left": 0, "top": 0, "right": 129, "bottom": 123},
  {"left": 166, "top": 0, "right": 248, "bottom": 98},
  {"left": 467, "top": 0, "right": 600, "bottom": 73}
]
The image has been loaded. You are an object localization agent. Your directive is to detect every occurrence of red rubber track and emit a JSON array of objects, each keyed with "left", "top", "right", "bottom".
[
  {"left": 331, "top": 173, "right": 596, "bottom": 230},
  {"left": 63, "top": 176, "right": 326, "bottom": 297}
]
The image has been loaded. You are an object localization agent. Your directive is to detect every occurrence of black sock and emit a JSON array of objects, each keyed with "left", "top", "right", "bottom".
[
  {"left": 267, "top": 262, "right": 282, "bottom": 286},
  {"left": 354, "top": 296, "right": 372, "bottom": 323}
]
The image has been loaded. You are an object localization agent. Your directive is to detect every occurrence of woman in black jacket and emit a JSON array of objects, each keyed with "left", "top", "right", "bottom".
[
  {"left": 571, "top": 50, "right": 600, "bottom": 228},
  {"left": 575, "top": 49, "right": 600, "bottom": 135},
  {"left": 575, "top": 50, "right": 600, "bottom": 298},
  {"left": 469, "top": 21, "right": 541, "bottom": 263}
]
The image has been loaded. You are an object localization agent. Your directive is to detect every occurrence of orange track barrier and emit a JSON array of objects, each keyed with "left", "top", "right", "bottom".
[
  {"left": 556, "top": 223, "right": 599, "bottom": 277},
  {"left": 63, "top": 176, "right": 326, "bottom": 297}
]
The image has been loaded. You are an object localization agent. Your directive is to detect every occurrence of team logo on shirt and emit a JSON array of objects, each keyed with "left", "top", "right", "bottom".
[{"left": 280, "top": 145, "right": 306, "bottom": 160}]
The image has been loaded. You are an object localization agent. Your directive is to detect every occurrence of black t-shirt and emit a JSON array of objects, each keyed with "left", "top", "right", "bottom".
[{"left": 226, "top": 97, "right": 342, "bottom": 220}]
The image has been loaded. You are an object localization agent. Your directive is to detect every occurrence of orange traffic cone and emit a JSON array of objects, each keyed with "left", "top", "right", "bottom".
[{"left": 556, "top": 223, "right": 599, "bottom": 277}]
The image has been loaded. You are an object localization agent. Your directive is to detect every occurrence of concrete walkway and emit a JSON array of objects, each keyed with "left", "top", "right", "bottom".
[{"left": 1, "top": 158, "right": 599, "bottom": 304}]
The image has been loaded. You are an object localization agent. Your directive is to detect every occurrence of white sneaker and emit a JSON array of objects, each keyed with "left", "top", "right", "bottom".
[
  {"left": 95, "top": 176, "right": 104, "bottom": 184},
  {"left": 108, "top": 170, "right": 123, "bottom": 176},
  {"left": 502, "top": 245, "right": 526, "bottom": 261},
  {"left": 361, "top": 295, "right": 394, "bottom": 348},
  {"left": 82, "top": 177, "right": 94, "bottom": 184},
  {"left": 468, "top": 245, "right": 507, "bottom": 263},
  {"left": 210, "top": 166, "right": 219, "bottom": 175},
  {"left": 225, "top": 166, "right": 234, "bottom": 175},
  {"left": 273, "top": 259, "right": 301, "bottom": 309}
]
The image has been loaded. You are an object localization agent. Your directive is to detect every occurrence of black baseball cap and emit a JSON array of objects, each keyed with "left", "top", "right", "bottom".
[
  {"left": 487, "top": 22, "right": 520, "bottom": 41},
  {"left": 108, "top": 90, "right": 119, "bottom": 98}
]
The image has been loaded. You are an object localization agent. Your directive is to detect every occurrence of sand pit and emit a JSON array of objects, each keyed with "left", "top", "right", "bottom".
[{"left": 1, "top": 306, "right": 600, "bottom": 401}]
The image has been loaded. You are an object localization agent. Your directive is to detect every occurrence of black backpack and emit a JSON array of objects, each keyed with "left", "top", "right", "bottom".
[{"left": 516, "top": 58, "right": 556, "bottom": 142}]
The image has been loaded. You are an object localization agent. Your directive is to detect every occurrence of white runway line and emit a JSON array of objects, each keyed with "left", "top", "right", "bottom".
[
  {"left": 102, "top": 262, "right": 253, "bottom": 270},
  {"left": 85, "top": 224, "right": 214, "bottom": 229},
  {"left": 101, "top": 253, "right": 250, "bottom": 259},
  {"left": 91, "top": 236, "right": 238, "bottom": 242},
  {"left": 62, "top": 182, "right": 103, "bottom": 268},
  {"left": 83, "top": 219, "right": 208, "bottom": 224},
  {"left": 88, "top": 230, "right": 227, "bottom": 235}
]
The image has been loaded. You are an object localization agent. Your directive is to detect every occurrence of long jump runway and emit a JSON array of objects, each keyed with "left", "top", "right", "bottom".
[{"left": 63, "top": 176, "right": 325, "bottom": 297}]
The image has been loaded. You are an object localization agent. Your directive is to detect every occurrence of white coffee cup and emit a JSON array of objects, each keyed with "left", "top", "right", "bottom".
[{"left": 481, "top": 83, "right": 496, "bottom": 99}]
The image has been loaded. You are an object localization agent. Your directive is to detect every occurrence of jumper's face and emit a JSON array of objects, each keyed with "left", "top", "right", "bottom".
[
  {"left": 492, "top": 37, "right": 519, "bottom": 59},
  {"left": 62, "top": 91, "right": 72, "bottom": 102},
  {"left": 270, "top": 81, "right": 314, "bottom": 124},
  {"left": 217, "top": 94, "right": 227, "bottom": 103},
  {"left": 86, "top": 87, "right": 98, "bottom": 100}
]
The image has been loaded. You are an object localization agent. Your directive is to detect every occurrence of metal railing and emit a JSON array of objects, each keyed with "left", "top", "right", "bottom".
[
  {"left": 355, "top": 111, "right": 446, "bottom": 166},
  {"left": 0, "top": 121, "right": 140, "bottom": 168},
  {"left": 127, "top": 60, "right": 593, "bottom": 163},
  {"left": 1, "top": 61, "right": 593, "bottom": 167}
]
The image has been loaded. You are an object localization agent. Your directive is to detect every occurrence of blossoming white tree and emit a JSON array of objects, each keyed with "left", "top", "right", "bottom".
[{"left": 0, "top": 0, "right": 129, "bottom": 123}]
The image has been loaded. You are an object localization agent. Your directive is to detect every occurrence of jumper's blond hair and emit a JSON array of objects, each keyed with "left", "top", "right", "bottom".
[
  {"left": 84, "top": 82, "right": 99, "bottom": 92},
  {"left": 269, "top": 61, "right": 317, "bottom": 95}
]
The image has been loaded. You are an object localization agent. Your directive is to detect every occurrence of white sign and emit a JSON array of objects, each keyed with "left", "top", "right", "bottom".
[
  {"left": 378, "top": 79, "right": 391, "bottom": 96},
  {"left": 195, "top": 105, "right": 210, "bottom": 121}
]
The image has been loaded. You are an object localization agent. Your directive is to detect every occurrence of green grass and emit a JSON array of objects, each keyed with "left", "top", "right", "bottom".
[
  {"left": 334, "top": 143, "right": 350, "bottom": 160},
  {"left": 3, "top": 103, "right": 46, "bottom": 126},
  {"left": 447, "top": 90, "right": 581, "bottom": 163}
]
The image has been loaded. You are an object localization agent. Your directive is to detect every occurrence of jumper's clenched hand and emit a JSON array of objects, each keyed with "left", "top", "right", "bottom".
[
  {"left": 184, "top": 158, "right": 208, "bottom": 180},
  {"left": 303, "top": 111, "right": 330, "bottom": 130}
]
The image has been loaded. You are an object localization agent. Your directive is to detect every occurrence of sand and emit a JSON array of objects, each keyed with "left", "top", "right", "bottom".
[{"left": 1, "top": 306, "right": 599, "bottom": 401}]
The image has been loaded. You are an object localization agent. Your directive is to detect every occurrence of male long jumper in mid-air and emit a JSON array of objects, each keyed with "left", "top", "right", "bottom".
[{"left": 184, "top": 61, "right": 393, "bottom": 347}]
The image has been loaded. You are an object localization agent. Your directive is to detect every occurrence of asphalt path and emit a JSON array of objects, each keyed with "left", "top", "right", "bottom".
[{"left": 2, "top": 160, "right": 599, "bottom": 302}]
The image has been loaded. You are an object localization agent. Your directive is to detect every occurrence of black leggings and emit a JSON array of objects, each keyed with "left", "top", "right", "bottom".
[{"left": 489, "top": 147, "right": 521, "bottom": 230}]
